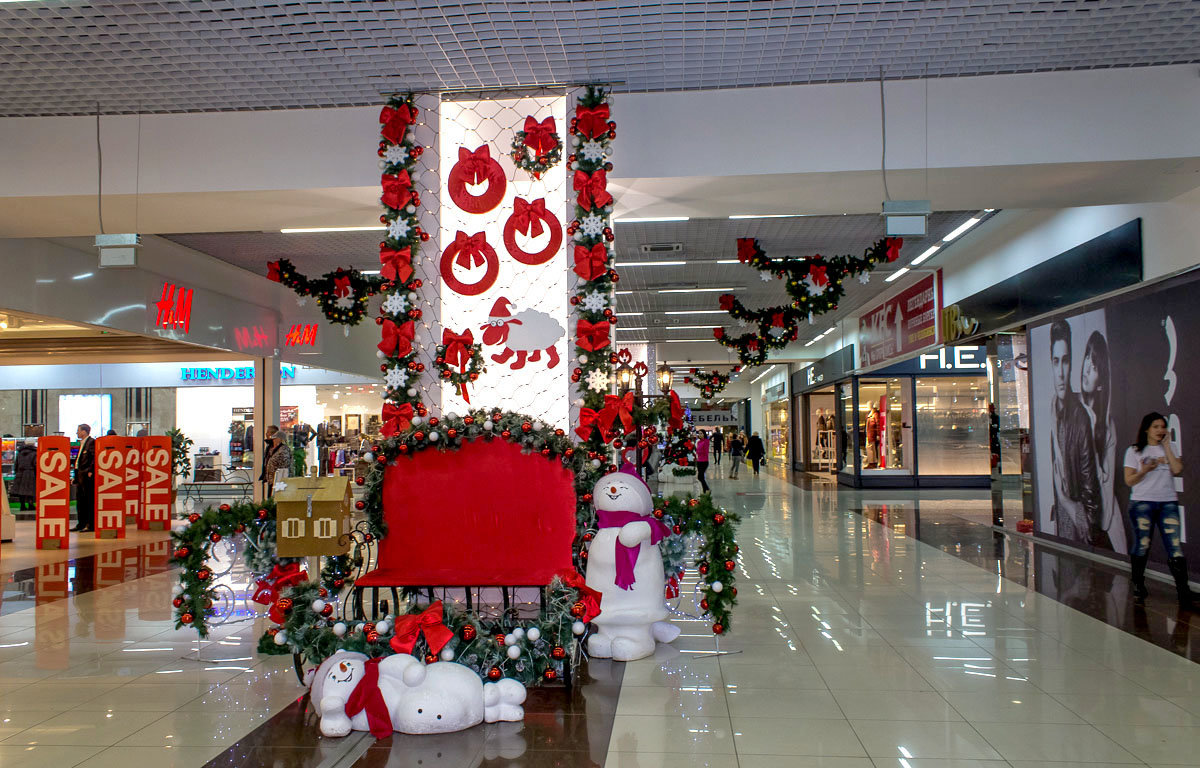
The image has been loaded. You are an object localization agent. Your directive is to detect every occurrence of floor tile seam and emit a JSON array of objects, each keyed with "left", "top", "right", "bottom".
[
  {"left": 967, "top": 717, "right": 1151, "bottom": 766},
  {"left": 1042, "top": 689, "right": 1196, "bottom": 726}
]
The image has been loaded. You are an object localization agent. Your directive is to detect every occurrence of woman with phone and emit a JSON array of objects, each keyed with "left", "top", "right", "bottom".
[{"left": 1124, "top": 412, "right": 1195, "bottom": 607}]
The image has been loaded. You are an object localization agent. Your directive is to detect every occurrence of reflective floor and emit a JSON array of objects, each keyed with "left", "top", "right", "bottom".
[{"left": 1, "top": 463, "right": 1198, "bottom": 768}]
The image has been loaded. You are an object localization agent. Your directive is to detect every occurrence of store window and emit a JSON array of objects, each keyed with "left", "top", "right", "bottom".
[
  {"left": 838, "top": 382, "right": 855, "bottom": 472},
  {"left": 858, "top": 378, "right": 911, "bottom": 473},
  {"left": 58, "top": 394, "right": 112, "bottom": 436},
  {"left": 915, "top": 377, "right": 989, "bottom": 475},
  {"left": 766, "top": 399, "right": 790, "bottom": 465}
]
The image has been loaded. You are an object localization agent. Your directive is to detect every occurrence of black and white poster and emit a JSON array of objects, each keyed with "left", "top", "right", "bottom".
[{"left": 1031, "top": 270, "right": 1200, "bottom": 576}]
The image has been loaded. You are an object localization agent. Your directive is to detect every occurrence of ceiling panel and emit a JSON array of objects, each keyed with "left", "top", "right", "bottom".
[{"left": 0, "top": 1, "right": 1196, "bottom": 116}]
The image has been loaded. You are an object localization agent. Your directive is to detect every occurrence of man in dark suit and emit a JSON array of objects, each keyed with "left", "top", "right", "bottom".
[{"left": 73, "top": 423, "right": 96, "bottom": 532}]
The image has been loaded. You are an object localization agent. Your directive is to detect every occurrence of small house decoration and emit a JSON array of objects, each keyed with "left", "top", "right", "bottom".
[{"left": 274, "top": 476, "right": 353, "bottom": 558}]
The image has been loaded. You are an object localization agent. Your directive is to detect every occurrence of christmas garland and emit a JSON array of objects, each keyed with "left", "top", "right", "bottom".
[
  {"left": 654, "top": 494, "right": 740, "bottom": 634},
  {"left": 684, "top": 368, "right": 733, "bottom": 400},
  {"left": 267, "top": 259, "right": 388, "bottom": 326},
  {"left": 510, "top": 115, "right": 563, "bottom": 179},
  {"left": 713, "top": 237, "right": 903, "bottom": 365}
]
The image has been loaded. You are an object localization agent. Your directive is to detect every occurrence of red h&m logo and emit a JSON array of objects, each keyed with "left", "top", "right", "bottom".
[
  {"left": 285, "top": 323, "right": 318, "bottom": 347},
  {"left": 234, "top": 325, "right": 271, "bottom": 350},
  {"left": 156, "top": 283, "right": 193, "bottom": 333}
]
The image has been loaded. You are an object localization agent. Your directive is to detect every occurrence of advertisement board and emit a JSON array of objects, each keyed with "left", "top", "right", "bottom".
[
  {"left": 94, "top": 435, "right": 127, "bottom": 538},
  {"left": 35, "top": 436, "right": 71, "bottom": 549},
  {"left": 858, "top": 272, "right": 939, "bottom": 369},
  {"left": 140, "top": 436, "right": 173, "bottom": 530}
]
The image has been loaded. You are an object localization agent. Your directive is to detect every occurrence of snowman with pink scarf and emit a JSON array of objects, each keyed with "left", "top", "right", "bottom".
[{"left": 584, "top": 462, "right": 681, "bottom": 661}]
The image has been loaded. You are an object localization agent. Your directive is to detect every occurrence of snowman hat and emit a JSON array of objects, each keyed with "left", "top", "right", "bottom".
[{"left": 487, "top": 296, "right": 515, "bottom": 320}]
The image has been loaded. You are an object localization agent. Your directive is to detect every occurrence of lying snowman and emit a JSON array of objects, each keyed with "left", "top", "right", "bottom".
[
  {"left": 310, "top": 651, "right": 526, "bottom": 738},
  {"left": 584, "top": 462, "right": 681, "bottom": 661}
]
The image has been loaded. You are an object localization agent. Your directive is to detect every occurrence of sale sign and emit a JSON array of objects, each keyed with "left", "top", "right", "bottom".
[
  {"left": 123, "top": 437, "right": 142, "bottom": 522},
  {"left": 140, "top": 436, "right": 172, "bottom": 531},
  {"left": 94, "top": 435, "right": 127, "bottom": 539},
  {"left": 858, "top": 272, "right": 940, "bottom": 369},
  {"left": 35, "top": 436, "right": 71, "bottom": 549}
]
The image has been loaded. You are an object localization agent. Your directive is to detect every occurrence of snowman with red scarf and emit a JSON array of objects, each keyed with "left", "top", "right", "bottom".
[{"left": 584, "top": 462, "right": 681, "bottom": 661}]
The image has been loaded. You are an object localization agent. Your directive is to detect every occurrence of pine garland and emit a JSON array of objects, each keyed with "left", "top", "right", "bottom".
[
  {"left": 267, "top": 260, "right": 388, "bottom": 326},
  {"left": 684, "top": 368, "right": 734, "bottom": 401},
  {"left": 656, "top": 495, "right": 740, "bottom": 634}
]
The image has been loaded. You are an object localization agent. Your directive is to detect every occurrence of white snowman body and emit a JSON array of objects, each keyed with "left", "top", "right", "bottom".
[{"left": 584, "top": 467, "right": 680, "bottom": 661}]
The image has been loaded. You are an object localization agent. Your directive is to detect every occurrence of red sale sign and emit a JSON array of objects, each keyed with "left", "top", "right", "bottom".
[
  {"left": 35, "top": 436, "right": 71, "bottom": 549},
  {"left": 123, "top": 437, "right": 142, "bottom": 523},
  {"left": 858, "top": 272, "right": 940, "bottom": 369},
  {"left": 140, "top": 436, "right": 172, "bottom": 531},
  {"left": 94, "top": 436, "right": 127, "bottom": 539}
]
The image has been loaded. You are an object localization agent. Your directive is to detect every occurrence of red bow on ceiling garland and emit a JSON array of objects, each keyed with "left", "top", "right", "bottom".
[
  {"left": 808, "top": 264, "right": 829, "bottom": 288},
  {"left": 737, "top": 238, "right": 757, "bottom": 264},
  {"left": 573, "top": 169, "right": 613, "bottom": 211},
  {"left": 574, "top": 103, "right": 611, "bottom": 139},
  {"left": 771, "top": 312, "right": 786, "bottom": 327},
  {"left": 380, "top": 171, "right": 413, "bottom": 210},
  {"left": 379, "top": 245, "right": 412, "bottom": 284},
  {"left": 450, "top": 231, "right": 490, "bottom": 269},
  {"left": 576, "top": 318, "right": 610, "bottom": 351},
  {"left": 522, "top": 115, "right": 557, "bottom": 158},
  {"left": 381, "top": 402, "right": 414, "bottom": 437},
  {"left": 573, "top": 244, "right": 608, "bottom": 281},
  {"left": 389, "top": 600, "right": 455, "bottom": 655},
  {"left": 333, "top": 274, "right": 352, "bottom": 298},
  {"left": 719, "top": 294, "right": 735, "bottom": 311},
  {"left": 379, "top": 102, "right": 415, "bottom": 145},
  {"left": 512, "top": 196, "right": 549, "bottom": 238},
  {"left": 345, "top": 657, "right": 393, "bottom": 739},
  {"left": 441, "top": 328, "right": 476, "bottom": 403},
  {"left": 267, "top": 261, "right": 281, "bottom": 282},
  {"left": 885, "top": 237, "right": 904, "bottom": 262},
  {"left": 554, "top": 569, "right": 603, "bottom": 622},
  {"left": 712, "top": 327, "right": 725, "bottom": 340},
  {"left": 667, "top": 390, "right": 684, "bottom": 432},
  {"left": 377, "top": 318, "right": 415, "bottom": 357}
]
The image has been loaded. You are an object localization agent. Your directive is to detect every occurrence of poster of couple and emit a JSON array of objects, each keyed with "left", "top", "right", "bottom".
[{"left": 1030, "top": 269, "right": 1200, "bottom": 576}]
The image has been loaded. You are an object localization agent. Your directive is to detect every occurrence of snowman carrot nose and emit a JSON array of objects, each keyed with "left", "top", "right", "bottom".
[
  {"left": 339, "top": 662, "right": 348, "bottom": 673},
  {"left": 610, "top": 486, "right": 617, "bottom": 494}
]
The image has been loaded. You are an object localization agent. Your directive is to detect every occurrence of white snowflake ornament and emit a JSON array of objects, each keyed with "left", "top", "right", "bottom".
[
  {"left": 387, "top": 217, "right": 411, "bottom": 240},
  {"left": 384, "top": 367, "right": 408, "bottom": 389},
  {"left": 382, "top": 293, "right": 408, "bottom": 315},
  {"left": 579, "top": 140, "right": 606, "bottom": 163},
  {"left": 736, "top": 318, "right": 749, "bottom": 328},
  {"left": 857, "top": 272, "right": 871, "bottom": 285},
  {"left": 383, "top": 144, "right": 410, "bottom": 166},
  {"left": 578, "top": 213, "right": 606, "bottom": 238},
  {"left": 585, "top": 368, "right": 609, "bottom": 392},
  {"left": 760, "top": 272, "right": 774, "bottom": 282},
  {"left": 580, "top": 292, "right": 608, "bottom": 313},
  {"left": 803, "top": 275, "right": 828, "bottom": 294}
]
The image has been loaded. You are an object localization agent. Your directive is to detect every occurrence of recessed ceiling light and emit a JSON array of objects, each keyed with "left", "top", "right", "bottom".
[
  {"left": 664, "top": 310, "right": 727, "bottom": 315},
  {"left": 911, "top": 246, "right": 940, "bottom": 265},
  {"left": 360, "top": 270, "right": 381, "bottom": 275},
  {"left": 715, "top": 259, "right": 741, "bottom": 264},
  {"left": 614, "top": 327, "right": 648, "bottom": 331},
  {"left": 942, "top": 217, "right": 981, "bottom": 242},
  {"left": 885, "top": 267, "right": 910, "bottom": 283},
  {"left": 727, "top": 214, "right": 811, "bottom": 219},
  {"left": 280, "top": 226, "right": 386, "bottom": 234},
  {"left": 663, "top": 338, "right": 712, "bottom": 343},
  {"left": 668, "top": 325, "right": 718, "bottom": 330},
  {"left": 657, "top": 287, "right": 744, "bottom": 294},
  {"left": 613, "top": 261, "right": 687, "bottom": 267},
  {"left": 621, "top": 312, "right": 645, "bottom": 316}
]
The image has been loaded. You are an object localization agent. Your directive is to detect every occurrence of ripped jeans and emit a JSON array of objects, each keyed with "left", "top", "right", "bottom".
[{"left": 1128, "top": 500, "right": 1184, "bottom": 558}]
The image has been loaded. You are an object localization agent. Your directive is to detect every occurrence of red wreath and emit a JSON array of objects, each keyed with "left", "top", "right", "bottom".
[
  {"left": 447, "top": 145, "right": 507, "bottom": 214},
  {"left": 503, "top": 196, "right": 562, "bottom": 266},
  {"left": 440, "top": 230, "right": 500, "bottom": 296}
]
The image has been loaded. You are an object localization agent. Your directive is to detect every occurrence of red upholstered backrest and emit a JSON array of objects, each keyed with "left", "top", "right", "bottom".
[{"left": 374, "top": 438, "right": 576, "bottom": 586}]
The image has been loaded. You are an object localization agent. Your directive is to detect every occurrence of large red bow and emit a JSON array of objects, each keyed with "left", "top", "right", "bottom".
[
  {"left": 512, "top": 197, "right": 549, "bottom": 238},
  {"left": 573, "top": 244, "right": 608, "bottom": 281},
  {"left": 389, "top": 601, "right": 455, "bottom": 655},
  {"left": 442, "top": 328, "right": 474, "bottom": 403},
  {"left": 333, "top": 274, "right": 352, "bottom": 299},
  {"left": 576, "top": 407, "right": 601, "bottom": 441},
  {"left": 719, "top": 293, "right": 735, "bottom": 311},
  {"left": 379, "top": 103, "right": 414, "bottom": 145},
  {"left": 523, "top": 115, "right": 557, "bottom": 157},
  {"left": 378, "top": 319, "right": 415, "bottom": 357},
  {"left": 573, "top": 169, "right": 613, "bottom": 211},
  {"left": 885, "top": 237, "right": 903, "bottom": 262},
  {"left": 575, "top": 104, "right": 611, "bottom": 139},
  {"left": 450, "top": 231, "right": 489, "bottom": 269},
  {"left": 380, "top": 171, "right": 412, "bottom": 210},
  {"left": 712, "top": 327, "right": 725, "bottom": 340},
  {"left": 667, "top": 390, "right": 684, "bottom": 432},
  {"left": 379, "top": 245, "right": 412, "bottom": 284},
  {"left": 458, "top": 145, "right": 495, "bottom": 183},
  {"left": 267, "top": 261, "right": 281, "bottom": 282},
  {"left": 554, "top": 569, "right": 602, "bottom": 622},
  {"left": 736, "top": 238, "right": 757, "bottom": 264},
  {"left": 345, "top": 657, "right": 393, "bottom": 739},
  {"left": 576, "top": 318, "right": 610, "bottom": 352},
  {"left": 381, "top": 402, "right": 414, "bottom": 437},
  {"left": 253, "top": 562, "right": 308, "bottom": 607},
  {"left": 597, "top": 392, "right": 636, "bottom": 441},
  {"left": 808, "top": 264, "right": 829, "bottom": 287}
]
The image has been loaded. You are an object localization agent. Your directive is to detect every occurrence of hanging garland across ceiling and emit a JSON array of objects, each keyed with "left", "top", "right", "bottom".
[
  {"left": 713, "top": 236, "right": 903, "bottom": 365},
  {"left": 684, "top": 368, "right": 736, "bottom": 400},
  {"left": 268, "top": 259, "right": 390, "bottom": 326}
]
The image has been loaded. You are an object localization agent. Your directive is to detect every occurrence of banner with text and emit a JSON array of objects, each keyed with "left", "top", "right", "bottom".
[
  {"left": 140, "top": 436, "right": 172, "bottom": 530},
  {"left": 94, "top": 436, "right": 127, "bottom": 538},
  {"left": 35, "top": 436, "right": 71, "bottom": 550},
  {"left": 858, "top": 272, "right": 940, "bottom": 369}
]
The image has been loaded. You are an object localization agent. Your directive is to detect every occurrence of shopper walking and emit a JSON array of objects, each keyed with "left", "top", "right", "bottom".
[
  {"left": 728, "top": 433, "right": 744, "bottom": 478},
  {"left": 712, "top": 431, "right": 723, "bottom": 466},
  {"left": 696, "top": 431, "right": 711, "bottom": 494},
  {"left": 1125, "top": 412, "right": 1196, "bottom": 607},
  {"left": 260, "top": 426, "right": 292, "bottom": 499},
  {"left": 12, "top": 442, "right": 36, "bottom": 511},
  {"left": 72, "top": 424, "right": 96, "bottom": 532},
  {"left": 747, "top": 431, "right": 766, "bottom": 477}
]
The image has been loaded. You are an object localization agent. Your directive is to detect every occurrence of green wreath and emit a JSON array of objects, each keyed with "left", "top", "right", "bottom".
[
  {"left": 510, "top": 126, "right": 563, "bottom": 178},
  {"left": 433, "top": 337, "right": 487, "bottom": 403},
  {"left": 267, "top": 259, "right": 389, "bottom": 326}
]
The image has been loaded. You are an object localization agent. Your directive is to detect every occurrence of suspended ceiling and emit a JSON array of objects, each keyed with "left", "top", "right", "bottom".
[{"left": 1, "top": 1, "right": 1197, "bottom": 116}]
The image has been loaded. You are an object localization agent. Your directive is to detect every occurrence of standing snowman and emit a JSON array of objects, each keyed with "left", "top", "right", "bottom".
[{"left": 584, "top": 463, "right": 681, "bottom": 661}]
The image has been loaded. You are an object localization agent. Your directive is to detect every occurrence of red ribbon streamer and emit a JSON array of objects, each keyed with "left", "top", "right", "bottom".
[
  {"left": 511, "top": 197, "right": 548, "bottom": 238},
  {"left": 523, "top": 115, "right": 557, "bottom": 157},
  {"left": 380, "top": 171, "right": 413, "bottom": 210},
  {"left": 575, "top": 104, "right": 611, "bottom": 139},
  {"left": 576, "top": 318, "right": 610, "bottom": 352},
  {"left": 389, "top": 601, "right": 455, "bottom": 655},
  {"left": 573, "top": 244, "right": 608, "bottom": 281},
  {"left": 379, "top": 245, "right": 412, "bottom": 284},
  {"left": 573, "top": 169, "right": 613, "bottom": 211},
  {"left": 554, "top": 569, "right": 603, "bottom": 622},
  {"left": 345, "top": 657, "right": 393, "bottom": 739},
  {"left": 381, "top": 402, "right": 414, "bottom": 437},
  {"left": 379, "top": 103, "right": 414, "bottom": 145},
  {"left": 378, "top": 319, "right": 415, "bottom": 357}
]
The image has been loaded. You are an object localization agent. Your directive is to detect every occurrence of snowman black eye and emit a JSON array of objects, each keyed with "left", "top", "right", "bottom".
[
  {"left": 417, "top": 708, "right": 422, "bottom": 713},
  {"left": 436, "top": 714, "right": 442, "bottom": 719}
]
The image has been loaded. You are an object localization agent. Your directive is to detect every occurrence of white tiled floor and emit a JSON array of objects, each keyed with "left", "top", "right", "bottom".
[{"left": 604, "top": 467, "right": 1200, "bottom": 767}]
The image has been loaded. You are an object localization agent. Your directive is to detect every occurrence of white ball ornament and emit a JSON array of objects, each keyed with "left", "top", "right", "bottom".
[
  {"left": 412, "top": 416, "right": 423, "bottom": 426},
  {"left": 573, "top": 231, "right": 584, "bottom": 242},
  {"left": 408, "top": 292, "right": 418, "bottom": 301},
  {"left": 532, "top": 422, "right": 543, "bottom": 432},
  {"left": 504, "top": 633, "right": 517, "bottom": 646},
  {"left": 407, "top": 388, "right": 417, "bottom": 397},
  {"left": 406, "top": 205, "right": 416, "bottom": 214},
  {"left": 445, "top": 412, "right": 458, "bottom": 421},
  {"left": 376, "top": 350, "right": 385, "bottom": 359},
  {"left": 362, "top": 452, "right": 374, "bottom": 462},
  {"left": 572, "top": 620, "right": 586, "bottom": 636},
  {"left": 526, "top": 627, "right": 541, "bottom": 643},
  {"left": 711, "top": 581, "right": 724, "bottom": 593},
  {"left": 440, "top": 647, "right": 455, "bottom": 662},
  {"left": 506, "top": 645, "right": 521, "bottom": 660},
  {"left": 274, "top": 630, "right": 288, "bottom": 645},
  {"left": 376, "top": 620, "right": 390, "bottom": 634},
  {"left": 591, "top": 459, "right": 602, "bottom": 468},
  {"left": 512, "top": 627, "right": 525, "bottom": 640},
  {"left": 428, "top": 431, "right": 439, "bottom": 442},
  {"left": 311, "top": 599, "right": 326, "bottom": 613},
  {"left": 332, "top": 622, "right": 348, "bottom": 637},
  {"left": 578, "top": 355, "right": 588, "bottom": 364},
  {"left": 483, "top": 421, "right": 494, "bottom": 431}
]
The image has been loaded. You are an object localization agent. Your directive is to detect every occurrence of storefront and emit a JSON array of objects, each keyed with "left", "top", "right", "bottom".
[
  {"left": 792, "top": 346, "right": 854, "bottom": 473},
  {"left": 752, "top": 367, "right": 790, "bottom": 467}
]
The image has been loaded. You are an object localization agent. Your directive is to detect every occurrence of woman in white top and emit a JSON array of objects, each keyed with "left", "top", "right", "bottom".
[{"left": 1123, "top": 411, "right": 1194, "bottom": 607}]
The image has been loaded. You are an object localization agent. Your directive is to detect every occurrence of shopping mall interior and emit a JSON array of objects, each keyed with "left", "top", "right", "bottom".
[{"left": 2, "top": 3, "right": 1200, "bottom": 767}]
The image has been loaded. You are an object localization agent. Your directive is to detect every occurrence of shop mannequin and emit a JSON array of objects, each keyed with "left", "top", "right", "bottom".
[{"left": 865, "top": 406, "right": 880, "bottom": 468}]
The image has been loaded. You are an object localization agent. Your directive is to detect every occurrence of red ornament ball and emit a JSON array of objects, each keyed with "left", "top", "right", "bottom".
[
  {"left": 487, "top": 666, "right": 502, "bottom": 681},
  {"left": 356, "top": 476, "right": 365, "bottom": 486},
  {"left": 551, "top": 646, "right": 567, "bottom": 660},
  {"left": 188, "top": 513, "right": 201, "bottom": 524},
  {"left": 653, "top": 509, "right": 665, "bottom": 520},
  {"left": 321, "top": 605, "right": 334, "bottom": 617},
  {"left": 501, "top": 430, "right": 512, "bottom": 439},
  {"left": 425, "top": 654, "right": 438, "bottom": 664},
  {"left": 688, "top": 498, "right": 699, "bottom": 508},
  {"left": 257, "top": 509, "right": 269, "bottom": 520},
  {"left": 543, "top": 668, "right": 557, "bottom": 681},
  {"left": 180, "top": 613, "right": 194, "bottom": 624},
  {"left": 464, "top": 416, "right": 474, "bottom": 425},
  {"left": 725, "top": 560, "right": 736, "bottom": 571},
  {"left": 209, "top": 532, "right": 221, "bottom": 543},
  {"left": 172, "top": 597, "right": 184, "bottom": 608},
  {"left": 700, "top": 598, "right": 709, "bottom": 611},
  {"left": 366, "top": 631, "right": 379, "bottom": 643},
  {"left": 461, "top": 625, "right": 477, "bottom": 642},
  {"left": 672, "top": 524, "right": 682, "bottom": 535},
  {"left": 494, "top": 633, "right": 506, "bottom": 644},
  {"left": 521, "top": 422, "right": 532, "bottom": 433},
  {"left": 414, "top": 431, "right": 425, "bottom": 442},
  {"left": 428, "top": 417, "right": 439, "bottom": 427},
  {"left": 731, "top": 587, "right": 738, "bottom": 597},
  {"left": 355, "top": 500, "right": 366, "bottom": 511},
  {"left": 712, "top": 623, "right": 724, "bottom": 635},
  {"left": 582, "top": 532, "right": 594, "bottom": 542},
  {"left": 174, "top": 547, "right": 189, "bottom": 559},
  {"left": 698, "top": 562, "right": 709, "bottom": 575},
  {"left": 570, "top": 601, "right": 586, "bottom": 617},
  {"left": 218, "top": 504, "right": 231, "bottom": 512},
  {"left": 334, "top": 579, "right": 345, "bottom": 588},
  {"left": 447, "top": 428, "right": 458, "bottom": 439},
  {"left": 319, "top": 588, "right": 329, "bottom": 597},
  {"left": 196, "top": 568, "right": 211, "bottom": 581},
  {"left": 713, "top": 513, "right": 726, "bottom": 525}
]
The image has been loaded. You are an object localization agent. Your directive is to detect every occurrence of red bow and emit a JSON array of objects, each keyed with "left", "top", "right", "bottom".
[
  {"left": 512, "top": 197, "right": 549, "bottom": 238},
  {"left": 379, "top": 103, "right": 414, "bottom": 145},
  {"left": 736, "top": 238, "right": 757, "bottom": 264},
  {"left": 378, "top": 319, "right": 415, "bottom": 357},
  {"left": 576, "top": 407, "right": 600, "bottom": 441},
  {"left": 575, "top": 104, "right": 611, "bottom": 139},
  {"left": 442, "top": 328, "right": 474, "bottom": 403},
  {"left": 523, "top": 115, "right": 557, "bottom": 157},
  {"left": 576, "top": 318, "right": 610, "bottom": 352},
  {"left": 719, "top": 293, "right": 735, "bottom": 311},
  {"left": 450, "top": 231, "right": 489, "bottom": 269},
  {"left": 573, "top": 169, "right": 613, "bottom": 211},
  {"left": 771, "top": 312, "right": 786, "bottom": 328},
  {"left": 885, "top": 237, "right": 903, "bottom": 262},
  {"left": 379, "top": 245, "right": 412, "bottom": 284},
  {"left": 554, "top": 569, "right": 602, "bottom": 622},
  {"left": 667, "top": 390, "right": 684, "bottom": 432},
  {"left": 381, "top": 402, "right": 414, "bottom": 437},
  {"left": 380, "top": 171, "right": 412, "bottom": 210},
  {"left": 345, "top": 657, "right": 393, "bottom": 739},
  {"left": 389, "top": 601, "right": 455, "bottom": 656},
  {"left": 458, "top": 145, "right": 495, "bottom": 183},
  {"left": 712, "top": 327, "right": 725, "bottom": 340},
  {"left": 333, "top": 274, "right": 352, "bottom": 299},
  {"left": 573, "top": 244, "right": 608, "bottom": 281},
  {"left": 597, "top": 392, "right": 635, "bottom": 441},
  {"left": 253, "top": 562, "right": 308, "bottom": 607},
  {"left": 809, "top": 264, "right": 829, "bottom": 287},
  {"left": 267, "top": 261, "right": 281, "bottom": 282}
]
